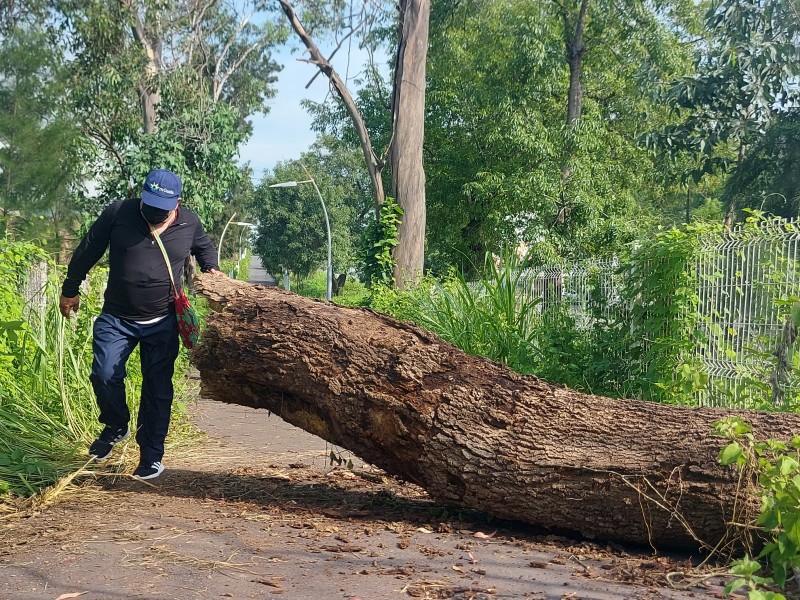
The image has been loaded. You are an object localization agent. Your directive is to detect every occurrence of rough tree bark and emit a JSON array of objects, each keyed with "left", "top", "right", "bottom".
[{"left": 192, "top": 274, "right": 800, "bottom": 551}]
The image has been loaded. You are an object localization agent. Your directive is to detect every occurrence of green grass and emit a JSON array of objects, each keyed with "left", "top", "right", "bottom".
[
  {"left": 219, "top": 252, "right": 252, "bottom": 281},
  {"left": 370, "top": 249, "right": 543, "bottom": 374},
  {"left": 0, "top": 265, "right": 104, "bottom": 498},
  {"left": 292, "top": 270, "right": 371, "bottom": 306}
]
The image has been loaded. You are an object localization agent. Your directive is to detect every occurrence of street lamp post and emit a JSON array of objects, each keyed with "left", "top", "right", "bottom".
[
  {"left": 218, "top": 213, "right": 258, "bottom": 273},
  {"left": 269, "top": 177, "right": 333, "bottom": 302}
]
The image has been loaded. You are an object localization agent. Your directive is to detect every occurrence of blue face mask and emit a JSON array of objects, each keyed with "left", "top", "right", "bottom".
[{"left": 141, "top": 203, "right": 170, "bottom": 225}]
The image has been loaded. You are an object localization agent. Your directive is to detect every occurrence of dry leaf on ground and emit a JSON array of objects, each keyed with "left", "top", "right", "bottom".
[{"left": 473, "top": 530, "right": 496, "bottom": 539}]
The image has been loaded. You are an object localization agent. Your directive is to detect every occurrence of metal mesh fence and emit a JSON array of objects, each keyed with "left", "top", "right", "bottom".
[
  {"left": 520, "top": 219, "right": 800, "bottom": 408},
  {"left": 517, "top": 258, "right": 622, "bottom": 328},
  {"left": 695, "top": 219, "right": 800, "bottom": 407}
]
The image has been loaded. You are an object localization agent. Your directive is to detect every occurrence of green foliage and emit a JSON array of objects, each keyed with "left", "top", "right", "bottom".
[
  {"left": 725, "top": 555, "right": 786, "bottom": 600},
  {"left": 45, "top": 0, "right": 286, "bottom": 230},
  {"left": 361, "top": 196, "right": 402, "bottom": 287},
  {"left": 618, "top": 225, "right": 708, "bottom": 402},
  {"left": 253, "top": 170, "right": 330, "bottom": 280},
  {"left": 333, "top": 278, "right": 370, "bottom": 307},
  {"left": 697, "top": 212, "right": 800, "bottom": 410},
  {"left": 654, "top": 0, "right": 800, "bottom": 218},
  {"left": 0, "top": 241, "right": 46, "bottom": 378},
  {"left": 252, "top": 141, "right": 367, "bottom": 283},
  {"left": 369, "top": 216, "right": 800, "bottom": 408},
  {"left": 122, "top": 101, "right": 250, "bottom": 228},
  {"left": 0, "top": 241, "right": 104, "bottom": 497},
  {"left": 529, "top": 305, "right": 595, "bottom": 390},
  {"left": 422, "top": 0, "right": 695, "bottom": 273},
  {"left": 0, "top": 23, "right": 82, "bottom": 250},
  {"left": 715, "top": 417, "right": 800, "bottom": 594},
  {"left": 291, "top": 270, "right": 326, "bottom": 299},
  {"left": 724, "top": 114, "right": 800, "bottom": 219},
  {"left": 220, "top": 252, "right": 252, "bottom": 282}
]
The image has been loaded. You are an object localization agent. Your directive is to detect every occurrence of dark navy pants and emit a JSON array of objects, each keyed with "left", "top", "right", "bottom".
[{"left": 90, "top": 312, "right": 180, "bottom": 464}]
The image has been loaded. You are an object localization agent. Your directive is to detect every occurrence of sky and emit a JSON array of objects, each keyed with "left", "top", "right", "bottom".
[
  {"left": 237, "top": 44, "right": 385, "bottom": 181},
  {"left": 236, "top": 48, "right": 321, "bottom": 181}
]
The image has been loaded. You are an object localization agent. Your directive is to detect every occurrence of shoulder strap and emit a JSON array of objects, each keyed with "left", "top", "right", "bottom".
[{"left": 149, "top": 224, "right": 179, "bottom": 300}]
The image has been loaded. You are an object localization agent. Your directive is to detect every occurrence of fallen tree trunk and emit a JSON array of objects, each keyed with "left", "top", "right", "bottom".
[{"left": 193, "top": 275, "right": 800, "bottom": 550}]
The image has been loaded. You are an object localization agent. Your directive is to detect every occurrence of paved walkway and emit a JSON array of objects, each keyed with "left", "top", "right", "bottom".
[{"left": 248, "top": 254, "right": 276, "bottom": 286}]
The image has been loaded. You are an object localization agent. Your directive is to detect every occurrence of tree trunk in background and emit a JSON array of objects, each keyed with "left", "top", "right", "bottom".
[
  {"left": 390, "top": 0, "right": 430, "bottom": 289},
  {"left": 565, "top": 0, "right": 588, "bottom": 127},
  {"left": 139, "top": 83, "right": 160, "bottom": 134},
  {"left": 723, "top": 143, "right": 746, "bottom": 230},
  {"left": 555, "top": 0, "right": 589, "bottom": 226},
  {"left": 192, "top": 275, "right": 800, "bottom": 551},
  {"left": 126, "top": 4, "right": 162, "bottom": 134}
]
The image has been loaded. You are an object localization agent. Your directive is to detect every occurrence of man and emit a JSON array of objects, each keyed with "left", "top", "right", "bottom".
[{"left": 60, "top": 169, "right": 222, "bottom": 480}]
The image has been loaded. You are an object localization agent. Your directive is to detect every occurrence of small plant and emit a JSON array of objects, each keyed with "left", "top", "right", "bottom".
[
  {"left": 329, "top": 448, "right": 353, "bottom": 470},
  {"left": 370, "top": 248, "right": 541, "bottom": 373},
  {"left": 725, "top": 555, "right": 786, "bottom": 600},
  {"left": 714, "top": 416, "right": 800, "bottom": 595},
  {"left": 361, "top": 196, "right": 402, "bottom": 287}
]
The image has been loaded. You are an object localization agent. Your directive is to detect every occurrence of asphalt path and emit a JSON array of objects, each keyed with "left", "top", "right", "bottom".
[{"left": 248, "top": 254, "right": 277, "bottom": 286}]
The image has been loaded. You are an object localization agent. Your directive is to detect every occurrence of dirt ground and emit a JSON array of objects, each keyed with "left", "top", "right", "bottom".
[{"left": 1, "top": 395, "right": 730, "bottom": 600}]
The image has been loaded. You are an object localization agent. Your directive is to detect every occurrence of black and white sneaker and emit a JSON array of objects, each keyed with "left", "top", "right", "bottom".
[
  {"left": 133, "top": 461, "right": 164, "bottom": 480},
  {"left": 88, "top": 425, "right": 130, "bottom": 461}
]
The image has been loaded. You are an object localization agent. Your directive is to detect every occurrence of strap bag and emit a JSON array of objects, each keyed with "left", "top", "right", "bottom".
[{"left": 150, "top": 225, "right": 201, "bottom": 349}]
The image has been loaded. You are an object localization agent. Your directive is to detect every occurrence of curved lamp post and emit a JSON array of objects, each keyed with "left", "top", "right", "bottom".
[
  {"left": 218, "top": 213, "right": 258, "bottom": 265},
  {"left": 269, "top": 177, "right": 332, "bottom": 302}
]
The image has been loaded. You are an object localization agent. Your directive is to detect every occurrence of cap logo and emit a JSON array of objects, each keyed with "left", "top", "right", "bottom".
[{"left": 147, "top": 181, "right": 177, "bottom": 196}]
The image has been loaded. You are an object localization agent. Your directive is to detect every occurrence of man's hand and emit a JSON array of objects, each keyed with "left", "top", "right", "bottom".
[
  {"left": 208, "top": 268, "right": 226, "bottom": 277},
  {"left": 59, "top": 295, "right": 80, "bottom": 318}
]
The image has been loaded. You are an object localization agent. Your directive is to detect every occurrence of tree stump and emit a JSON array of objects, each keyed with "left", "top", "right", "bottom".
[{"left": 192, "top": 274, "right": 800, "bottom": 550}]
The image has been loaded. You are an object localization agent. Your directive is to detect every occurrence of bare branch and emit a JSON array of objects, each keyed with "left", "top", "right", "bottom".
[
  {"left": 214, "top": 36, "right": 265, "bottom": 102},
  {"left": 305, "top": 14, "right": 366, "bottom": 89},
  {"left": 186, "top": 0, "right": 220, "bottom": 66},
  {"left": 86, "top": 126, "right": 126, "bottom": 169},
  {"left": 212, "top": 6, "right": 254, "bottom": 100},
  {"left": 277, "top": 0, "right": 385, "bottom": 211}
]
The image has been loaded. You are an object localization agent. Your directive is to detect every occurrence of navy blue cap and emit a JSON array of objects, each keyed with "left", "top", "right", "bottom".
[{"left": 141, "top": 169, "right": 182, "bottom": 210}]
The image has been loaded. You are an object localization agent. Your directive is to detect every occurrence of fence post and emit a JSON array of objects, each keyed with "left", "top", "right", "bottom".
[{"left": 23, "top": 260, "right": 49, "bottom": 322}]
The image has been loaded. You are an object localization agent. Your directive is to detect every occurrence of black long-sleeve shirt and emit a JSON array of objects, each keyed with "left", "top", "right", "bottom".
[{"left": 62, "top": 198, "right": 219, "bottom": 321}]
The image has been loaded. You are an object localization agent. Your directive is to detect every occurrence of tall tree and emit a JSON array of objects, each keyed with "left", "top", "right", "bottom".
[
  {"left": 390, "top": 0, "right": 429, "bottom": 287},
  {"left": 423, "top": 0, "right": 694, "bottom": 271},
  {"left": 54, "top": 0, "right": 286, "bottom": 226},
  {"left": 657, "top": 0, "right": 800, "bottom": 227},
  {"left": 277, "top": 0, "right": 429, "bottom": 288},
  {"left": 251, "top": 137, "right": 369, "bottom": 289},
  {"left": 0, "top": 24, "right": 81, "bottom": 256},
  {"left": 723, "top": 112, "right": 800, "bottom": 218},
  {"left": 554, "top": 0, "right": 589, "bottom": 226}
]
